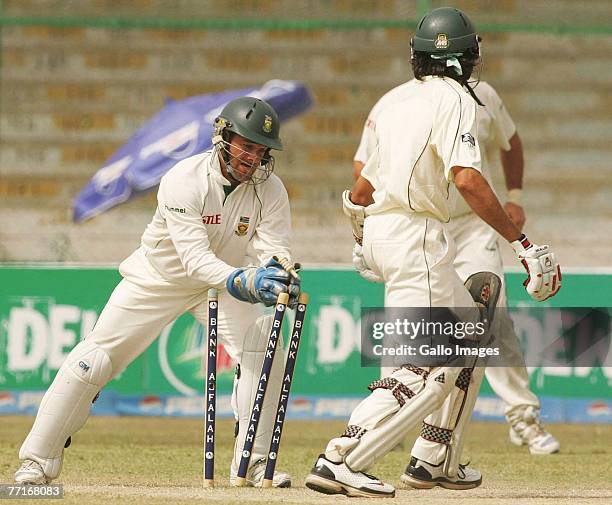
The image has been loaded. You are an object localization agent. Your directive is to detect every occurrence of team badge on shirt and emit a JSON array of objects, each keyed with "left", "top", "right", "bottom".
[
  {"left": 461, "top": 133, "right": 476, "bottom": 147},
  {"left": 263, "top": 115, "right": 273, "bottom": 133},
  {"left": 235, "top": 216, "right": 250, "bottom": 236},
  {"left": 434, "top": 33, "right": 449, "bottom": 49}
]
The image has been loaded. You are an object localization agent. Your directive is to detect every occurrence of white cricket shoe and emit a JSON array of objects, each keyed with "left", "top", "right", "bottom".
[
  {"left": 305, "top": 454, "right": 395, "bottom": 498},
  {"left": 229, "top": 458, "right": 291, "bottom": 488},
  {"left": 14, "top": 460, "right": 49, "bottom": 485},
  {"left": 507, "top": 406, "right": 560, "bottom": 455},
  {"left": 400, "top": 456, "right": 482, "bottom": 490}
]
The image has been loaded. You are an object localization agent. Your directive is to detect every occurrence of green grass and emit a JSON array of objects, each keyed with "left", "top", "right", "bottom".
[{"left": 1, "top": 416, "right": 611, "bottom": 504}]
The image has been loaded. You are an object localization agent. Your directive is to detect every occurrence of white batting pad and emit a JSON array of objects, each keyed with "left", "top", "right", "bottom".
[
  {"left": 336, "top": 365, "right": 462, "bottom": 472},
  {"left": 231, "top": 314, "right": 286, "bottom": 475},
  {"left": 19, "top": 340, "right": 112, "bottom": 479},
  {"left": 412, "top": 365, "right": 485, "bottom": 476}
]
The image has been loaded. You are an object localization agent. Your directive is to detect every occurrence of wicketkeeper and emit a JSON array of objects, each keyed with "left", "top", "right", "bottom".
[{"left": 15, "top": 97, "right": 299, "bottom": 488}]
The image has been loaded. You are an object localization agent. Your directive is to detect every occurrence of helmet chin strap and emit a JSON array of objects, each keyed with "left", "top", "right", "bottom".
[
  {"left": 463, "top": 47, "right": 484, "bottom": 106},
  {"left": 464, "top": 82, "right": 484, "bottom": 106},
  {"left": 464, "top": 40, "right": 484, "bottom": 106}
]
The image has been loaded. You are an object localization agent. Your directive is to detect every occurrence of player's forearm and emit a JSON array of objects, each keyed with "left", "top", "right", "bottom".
[
  {"left": 353, "top": 160, "right": 365, "bottom": 181},
  {"left": 453, "top": 167, "right": 521, "bottom": 243},
  {"left": 501, "top": 132, "right": 524, "bottom": 190},
  {"left": 350, "top": 175, "right": 375, "bottom": 206}
]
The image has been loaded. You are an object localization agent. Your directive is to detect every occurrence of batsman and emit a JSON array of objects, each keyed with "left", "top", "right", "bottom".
[
  {"left": 306, "top": 7, "right": 562, "bottom": 498},
  {"left": 15, "top": 97, "right": 300, "bottom": 488}
]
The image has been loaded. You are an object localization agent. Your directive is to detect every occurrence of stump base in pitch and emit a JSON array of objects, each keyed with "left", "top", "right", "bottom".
[
  {"left": 234, "top": 476, "right": 247, "bottom": 487},
  {"left": 203, "top": 479, "right": 214, "bottom": 488},
  {"left": 262, "top": 478, "right": 273, "bottom": 488}
]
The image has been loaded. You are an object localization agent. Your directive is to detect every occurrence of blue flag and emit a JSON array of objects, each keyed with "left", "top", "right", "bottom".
[{"left": 73, "top": 80, "right": 313, "bottom": 222}]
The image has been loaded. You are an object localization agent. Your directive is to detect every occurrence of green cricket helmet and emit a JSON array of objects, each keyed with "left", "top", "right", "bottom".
[
  {"left": 411, "top": 7, "right": 479, "bottom": 55},
  {"left": 213, "top": 96, "right": 283, "bottom": 151}
]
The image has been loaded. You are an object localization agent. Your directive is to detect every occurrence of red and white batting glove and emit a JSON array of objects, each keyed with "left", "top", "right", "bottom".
[{"left": 511, "top": 234, "right": 562, "bottom": 302}]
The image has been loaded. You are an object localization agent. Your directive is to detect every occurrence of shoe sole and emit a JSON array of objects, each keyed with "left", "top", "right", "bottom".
[
  {"left": 230, "top": 480, "right": 292, "bottom": 488},
  {"left": 305, "top": 474, "right": 395, "bottom": 498},
  {"left": 400, "top": 473, "right": 481, "bottom": 490},
  {"left": 255, "top": 480, "right": 291, "bottom": 488},
  {"left": 528, "top": 447, "right": 560, "bottom": 455},
  {"left": 14, "top": 478, "right": 49, "bottom": 485}
]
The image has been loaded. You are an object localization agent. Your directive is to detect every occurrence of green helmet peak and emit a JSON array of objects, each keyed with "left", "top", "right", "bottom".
[
  {"left": 213, "top": 96, "right": 283, "bottom": 151},
  {"left": 411, "top": 7, "right": 479, "bottom": 55}
]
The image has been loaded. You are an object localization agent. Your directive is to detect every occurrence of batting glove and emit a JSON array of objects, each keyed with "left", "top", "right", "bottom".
[
  {"left": 511, "top": 234, "right": 562, "bottom": 302},
  {"left": 342, "top": 190, "right": 365, "bottom": 245},
  {"left": 353, "top": 244, "right": 383, "bottom": 283},
  {"left": 227, "top": 258, "right": 296, "bottom": 306}
]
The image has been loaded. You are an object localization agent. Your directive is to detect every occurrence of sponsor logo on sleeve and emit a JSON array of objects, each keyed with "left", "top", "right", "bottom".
[
  {"left": 461, "top": 132, "right": 476, "bottom": 147},
  {"left": 165, "top": 204, "right": 186, "bottom": 214}
]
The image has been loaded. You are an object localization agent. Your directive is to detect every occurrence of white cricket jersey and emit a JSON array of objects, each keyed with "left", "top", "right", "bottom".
[
  {"left": 450, "top": 81, "right": 516, "bottom": 217},
  {"left": 356, "top": 79, "right": 515, "bottom": 220},
  {"left": 356, "top": 76, "right": 481, "bottom": 223},
  {"left": 136, "top": 149, "right": 292, "bottom": 288}
]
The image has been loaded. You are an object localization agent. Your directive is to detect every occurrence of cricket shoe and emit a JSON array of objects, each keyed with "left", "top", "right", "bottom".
[
  {"left": 400, "top": 456, "right": 482, "bottom": 490},
  {"left": 305, "top": 454, "right": 395, "bottom": 498},
  {"left": 229, "top": 458, "right": 291, "bottom": 488},
  {"left": 507, "top": 406, "right": 560, "bottom": 455},
  {"left": 14, "top": 460, "right": 49, "bottom": 485}
]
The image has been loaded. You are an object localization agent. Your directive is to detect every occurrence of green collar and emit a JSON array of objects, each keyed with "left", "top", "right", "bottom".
[{"left": 223, "top": 184, "right": 237, "bottom": 204}]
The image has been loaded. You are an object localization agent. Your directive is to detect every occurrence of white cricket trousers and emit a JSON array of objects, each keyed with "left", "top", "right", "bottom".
[{"left": 347, "top": 211, "right": 484, "bottom": 470}]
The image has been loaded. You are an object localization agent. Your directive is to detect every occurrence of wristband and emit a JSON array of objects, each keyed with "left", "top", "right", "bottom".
[
  {"left": 507, "top": 188, "right": 523, "bottom": 205},
  {"left": 510, "top": 234, "right": 532, "bottom": 253}
]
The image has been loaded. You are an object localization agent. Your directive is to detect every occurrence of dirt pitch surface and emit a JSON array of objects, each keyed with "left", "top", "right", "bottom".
[{"left": 1, "top": 416, "right": 611, "bottom": 504}]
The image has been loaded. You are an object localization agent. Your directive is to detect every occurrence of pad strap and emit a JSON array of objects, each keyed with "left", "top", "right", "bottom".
[
  {"left": 342, "top": 425, "right": 368, "bottom": 439},
  {"left": 455, "top": 368, "right": 472, "bottom": 392},
  {"left": 368, "top": 377, "right": 415, "bottom": 407},
  {"left": 400, "top": 364, "right": 430, "bottom": 380},
  {"left": 420, "top": 422, "right": 453, "bottom": 445}
]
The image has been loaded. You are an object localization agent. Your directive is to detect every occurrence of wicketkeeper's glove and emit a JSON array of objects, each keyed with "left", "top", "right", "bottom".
[
  {"left": 227, "top": 258, "right": 298, "bottom": 306},
  {"left": 511, "top": 234, "right": 562, "bottom": 302}
]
